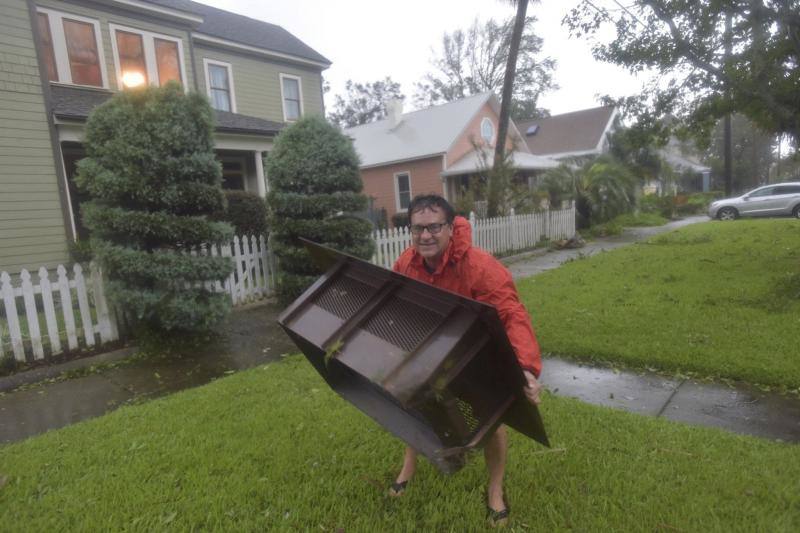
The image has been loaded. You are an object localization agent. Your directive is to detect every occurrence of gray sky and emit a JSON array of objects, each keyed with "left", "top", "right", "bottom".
[{"left": 201, "top": 0, "right": 647, "bottom": 116}]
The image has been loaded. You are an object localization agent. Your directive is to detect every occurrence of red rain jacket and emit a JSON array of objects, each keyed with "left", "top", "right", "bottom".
[{"left": 393, "top": 216, "right": 542, "bottom": 377}]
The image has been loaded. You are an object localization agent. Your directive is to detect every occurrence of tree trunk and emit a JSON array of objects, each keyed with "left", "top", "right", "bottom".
[{"left": 489, "top": 0, "right": 528, "bottom": 217}]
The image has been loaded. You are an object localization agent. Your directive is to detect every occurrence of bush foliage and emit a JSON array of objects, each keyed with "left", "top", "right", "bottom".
[
  {"left": 266, "top": 115, "right": 374, "bottom": 305},
  {"left": 76, "top": 83, "right": 233, "bottom": 333},
  {"left": 214, "top": 190, "right": 269, "bottom": 236}
]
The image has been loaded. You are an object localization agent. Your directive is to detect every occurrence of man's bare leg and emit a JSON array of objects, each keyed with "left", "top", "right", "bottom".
[
  {"left": 390, "top": 446, "right": 417, "bottom": 495},
  {"left": 485, "top": 426, "right": 508, "bottom": 512}
]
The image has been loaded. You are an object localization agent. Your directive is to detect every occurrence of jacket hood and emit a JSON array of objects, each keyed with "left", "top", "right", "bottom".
[{"left": 449, "top": 215, "right": 472, "bottom": 261}]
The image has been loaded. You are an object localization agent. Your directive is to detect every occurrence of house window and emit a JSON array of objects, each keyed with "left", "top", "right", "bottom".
[
  {"left": 36, "top": 13, "right": 58, "bottom": 82},
  {"left": 204, "top": 59, "right": 235, "bottom": 112},
  {"left": 395, "top": 172, "right": 412, "bottom": 211},
  {"left": 115, "top": 31, "right": 148, "bottom": 86},
  {"left": 155, "top": 39, "right": 181, "bottom": 85},
  {"left": 280, "top": 74, "right": 303, "bottom": 121},
  {"left": 36, "top": 8, "right": 107, "bottom": 88},
  {"left": 220, "top": 156, "right": 247, "bottom": 190},
  {"left": 480, "top": 117, "right": 495, "bottom": 145},
  {"left": 109, "top": 24, "right": 185, "bottom": 89}
]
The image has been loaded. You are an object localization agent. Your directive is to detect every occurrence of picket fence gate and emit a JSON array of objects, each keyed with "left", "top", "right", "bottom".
[
  {"left": 0, "top": 234, "right": 274, "bottom": 363},
  {"left": 371, "top": 202, "right": 576, "bottom": 269}
]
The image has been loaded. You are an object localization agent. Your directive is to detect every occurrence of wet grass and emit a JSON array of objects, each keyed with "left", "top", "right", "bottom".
[
  {"left": 1, "top": 356, "right": 799, "bottom": 531},
  {"left": 520, "top": 219, "right": 800, "bottom": 389}
]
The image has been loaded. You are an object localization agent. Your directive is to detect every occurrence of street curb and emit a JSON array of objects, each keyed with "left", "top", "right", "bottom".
[{"left": 0, "top": 346, "right": 137, "bottom": 394}]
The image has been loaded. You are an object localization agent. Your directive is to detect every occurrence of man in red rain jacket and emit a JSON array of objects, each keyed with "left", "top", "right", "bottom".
[{"left": 389, "top": 194, "right": 542, "bottom": 525}]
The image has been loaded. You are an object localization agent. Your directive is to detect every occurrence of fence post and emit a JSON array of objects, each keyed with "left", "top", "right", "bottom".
[
  {"left": 20, "top": 269, "right": 44, "bottom": 360},
  {"left": 510, "top": 208, "right": 520, "bottom": 251},
  {"left": 1, "top": 271, "right": 25, "bottom": 361},
  {"left": 39, "top": 266, "right": 62, "bottom": 355},
  {"left": 91, "top": 262, "right": 116, "bottom": 343},
  {"left": 73, "top": 264, "right": 95, "bottom": 347}
]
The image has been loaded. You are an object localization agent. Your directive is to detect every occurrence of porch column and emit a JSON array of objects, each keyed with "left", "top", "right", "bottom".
[{"left": 254, "top": 150, "right": 267, "bottom": 198}]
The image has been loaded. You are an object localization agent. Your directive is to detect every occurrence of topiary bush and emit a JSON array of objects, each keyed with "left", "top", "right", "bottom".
[
  {"left": 76, "top": 83, "right": 234, "bottom": 334},
  {"left": 215, "top": 190, "right": 269, "bottom": 236},
  {"left": 266, "top": 115, "right": 374, "bottom": 306}
]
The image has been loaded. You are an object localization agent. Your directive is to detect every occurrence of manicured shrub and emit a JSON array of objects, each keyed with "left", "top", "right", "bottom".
[
  {"left": 215, "top": 190, "right": 269, "bottom": 236},
  {"left": 391, "top": 211, "right": 409, "bottom": 228},
  {"left": 76, "top": 83, "right": 233, "bottom": 334},
  {"left": 266, "top": 115, "right": 374, "bottom": 306}
]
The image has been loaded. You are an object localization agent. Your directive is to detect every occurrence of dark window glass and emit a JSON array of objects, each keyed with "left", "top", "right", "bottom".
[
  {"left": 63, "top": 19, "right": 102, "bottom": 86},
  {"left": 282, "top": 77, "right": 300, "bottom": 120},
  {"left": 37, "top": 13, "right": 58, "bottom": 82},
  {"left": 221, "top": 158, "right": 245, "bottom": 190},
  {"left": 208, "top": 64, "right": 231, "bottom": 111},
  {"left": 155, "top": 38, "right": 181, "bottom": 85},
  {"left": 397, "top": 173, "right": 411, "bottom": 209}
]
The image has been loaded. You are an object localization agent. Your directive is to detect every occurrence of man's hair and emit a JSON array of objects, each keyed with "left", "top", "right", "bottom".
[{"left": 407, "top": 194, "right": 455, "bottom": 224}]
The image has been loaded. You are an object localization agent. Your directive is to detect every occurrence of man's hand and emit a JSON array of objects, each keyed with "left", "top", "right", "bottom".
[{"left": 522, "top": 370, "right": 542, "bottom": 405}]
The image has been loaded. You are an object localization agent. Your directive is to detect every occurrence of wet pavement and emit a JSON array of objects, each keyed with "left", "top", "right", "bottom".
[
  {"left": 541, "top": 358, "right": 800, "bottom": 442},
  {"left": 503, "top": 216, "right": 708, "bottom": 278},
  {"left": 0, "top": 303, "right": 296, "bottom": 444},
  {"left": 1, "top": 216, "right": 799, "bottom": 445}
]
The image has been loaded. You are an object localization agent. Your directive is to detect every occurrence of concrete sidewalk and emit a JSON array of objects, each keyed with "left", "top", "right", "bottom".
[{"left": 2, "top": 217, "right": 798, "bottom": 445}]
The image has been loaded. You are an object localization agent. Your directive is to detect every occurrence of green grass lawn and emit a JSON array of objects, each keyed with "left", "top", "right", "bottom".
[
  {"left": 1, "top": 356, "right": 799, "bottom": 531},
  {"left": 521, "top": 219, "right": 800, "bottom": 389},
  {"left": 580, "top": 212, "right": 670, "bottom": 238}
]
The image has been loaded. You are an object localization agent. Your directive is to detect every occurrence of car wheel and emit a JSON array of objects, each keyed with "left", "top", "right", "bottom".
[
  {"left": 718, "top": 207, "right": 738, "bottom": 221},
  {"left": 793, "top": 205, "right": 800, "bottom": 219}
]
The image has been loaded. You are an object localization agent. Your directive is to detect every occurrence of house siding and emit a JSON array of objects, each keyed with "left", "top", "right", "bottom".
[
  {"left": 193, "top": 44, "right": 323, "bottom": 123},
  {"left": 361, "top": 156, "right": 445, "bottom": 222},
  {"left": 0, "top": 0, "right": 69, "bottom": 273},
  {"left": 35, "top": 0, "right": 194, "bottom": 91},
  {"left": 446, "top": 102, "right": 516, "bottom": 166}
]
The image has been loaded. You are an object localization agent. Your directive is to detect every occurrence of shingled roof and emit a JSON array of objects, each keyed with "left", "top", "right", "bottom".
[
  {"left": 517, "top": 105, "right": 617, "bottom": 158},
  {"left": 50, "top": 85, "right": 284, "bottom": 136},
  {"left": 142, "top": 0, "right": 330, "bottom": 66}
]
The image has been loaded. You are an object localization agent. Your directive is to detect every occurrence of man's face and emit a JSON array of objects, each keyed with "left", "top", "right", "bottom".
[{"left": 410, "top": 207, "right": 452, "bottom": 264}]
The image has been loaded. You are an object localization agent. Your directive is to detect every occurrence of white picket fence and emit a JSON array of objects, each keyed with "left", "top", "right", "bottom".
[
  {"left": 371, "top": 202, "right": 576, "bottom": 269},
  {"left": 0, "top": 263, "right": 117, "bottom": 362},
  {"left": 0, "top": 234, "right": 274, "bottom": 363}
]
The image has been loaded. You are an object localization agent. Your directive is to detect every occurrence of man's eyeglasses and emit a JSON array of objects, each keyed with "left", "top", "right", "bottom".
[{"left": 410, "top": 223, "right": 449, "bottom": 235}]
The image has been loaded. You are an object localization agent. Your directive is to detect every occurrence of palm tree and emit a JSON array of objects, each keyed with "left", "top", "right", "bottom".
[{"left": 489, "top": 0, "right": 532, "bottom": 217}]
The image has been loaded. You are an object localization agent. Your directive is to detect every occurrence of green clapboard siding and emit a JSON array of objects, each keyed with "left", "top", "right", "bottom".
[
  {"left": 194, "top": 45, "right": 324, "bottom": 123},
  {"left": 0, "top": 0, "right": 69, "bottom": 274}
]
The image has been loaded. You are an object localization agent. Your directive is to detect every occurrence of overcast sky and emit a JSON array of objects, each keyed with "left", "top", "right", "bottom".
[{"left": 200, "top": 0, "right": 648, "bottom": 116}]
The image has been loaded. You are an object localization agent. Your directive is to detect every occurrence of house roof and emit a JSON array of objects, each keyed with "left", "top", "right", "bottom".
[
  {"left": 50, "top": 85, "right": 284, "bottom": 136},
  {"left": 441, "top": 147, "right": 559, "bottom": 176},
  {"left": 142, "top": 0, "right": 330, "bottom": 66},
  {"left": 517, "top": 105, "right": 617, "bottom": 158},
  {"left": 345, "top": 92, "right": 500, "bottom": 168}
]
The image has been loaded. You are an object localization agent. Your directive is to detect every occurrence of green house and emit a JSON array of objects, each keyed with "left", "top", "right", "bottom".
[{"left": 0, "top": 0, "right": 330, "bottom": 273}]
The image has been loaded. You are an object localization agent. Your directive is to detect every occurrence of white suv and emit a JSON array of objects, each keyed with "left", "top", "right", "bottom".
[{"left": 708, "top": 182, "right": 800, "bottom": 220}]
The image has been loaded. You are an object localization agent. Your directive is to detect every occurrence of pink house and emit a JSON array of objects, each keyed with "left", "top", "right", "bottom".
[{"left": 344, "top": 93, "right": 558, "bottom": 225}]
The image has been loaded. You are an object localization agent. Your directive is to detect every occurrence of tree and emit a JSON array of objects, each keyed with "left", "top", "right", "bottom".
[
  {"left": 266, "top": 115, "right": 375, "bottom": 306},
  {"left": 564, "top": 0, "right": 800, "bottom": 145},
  {"left": 328, "top": 77, "right": 405, "bottom": 129},
  {"left": 76, "top": 83, "right": 233, "bottom": 333},
  {"left": 413, "top": 14, "right": 556, "bottom": 118},
  {"left": 541, "top": 158, "right": 636, "bottom": 228},
  {"left": 704, "top": 114, "right": 776, "bottom": 192},
  {"left": 493, "top": 0, "right": 535, "bottom": 218}
]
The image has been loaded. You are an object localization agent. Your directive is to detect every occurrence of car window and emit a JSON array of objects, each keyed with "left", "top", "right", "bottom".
[
  {"left": 748, "top": 187, "right": 775, "bottom": 197},
  {"left": 774, "top": 185, "right": 800, "bottom": 195}
]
